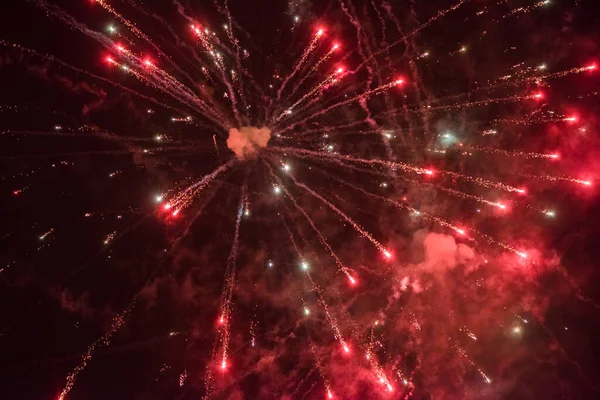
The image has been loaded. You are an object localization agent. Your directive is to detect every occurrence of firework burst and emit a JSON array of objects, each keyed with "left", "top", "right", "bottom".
[{"left": 0, "top": 0, "right": 599, "bottom": 399}]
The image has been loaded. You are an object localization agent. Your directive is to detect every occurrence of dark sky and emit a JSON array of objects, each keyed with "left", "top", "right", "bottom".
[{"left": 1, "top": 0, "right": 600, "bottom": 399}]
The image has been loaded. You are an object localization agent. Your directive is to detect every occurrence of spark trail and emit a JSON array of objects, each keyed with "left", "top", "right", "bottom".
[
  {"left": 164, "top": 160, "right": 235, "bottom": 214},
  {"left": 283, "top": 171, "right": 391, "bottom": 258},
  {"left": 56, "top": 180, "right": 225, "bottom": 399},
  {"left": 280, "top": 215, "right": 352, "bottom": 353},
  {"left": 266, "top": 162, "right": 357, "bottom": 284},
  {"left": 276, "top": 78, "right": 404, "bottom": 134},
  {"left": 311, "top": 159, "right": 507, "bottom": 211},
  {"left": 216, "top": 183, "right": 247, "bottom": 373},
  {"left": 276, "top": 29, "right": 324, "bottom": 101},
  {"left": 327, "top": 172, "right": 527, "bottom": 257},
  {"left": 290, "top": 42, "right": 340, "bottom": 97},
  {"left": 275, "top": 146, "right": 525, "bottom": 193},
  {"left": 58, "top": 312, "right": 128, "bottom": 400}
]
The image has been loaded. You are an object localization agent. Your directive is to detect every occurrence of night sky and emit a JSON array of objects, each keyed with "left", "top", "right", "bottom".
[{"left": 1, "top": 0, "right": 600, "bottom": 399}]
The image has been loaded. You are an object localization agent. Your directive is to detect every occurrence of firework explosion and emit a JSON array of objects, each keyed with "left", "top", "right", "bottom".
[{"left": 1, "top": 0, "right": 600, "bottom": 399}]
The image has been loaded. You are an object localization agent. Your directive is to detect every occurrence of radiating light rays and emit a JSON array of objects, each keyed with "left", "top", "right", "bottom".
[
  {"left": 265, "top": 162, "right": 358, "bottom": 285},
  {"left": 518, "top": 173, "right": 593, "bottom": 187},
  {"left": 275, "top": 67, "right": 346, "bottom": 122},
  {"left": 449, "top": 146, "right": 561, "bottom": 160},
  {"left": 302, "top": 153, "right": 510, "bottom": 212},
  {"left": 276, "top": 28, "right": 325, "bottom": 101},
  {"left": 437, "top": 170, "right": 526, "bottom": 194},
  {"left": 162, "top": 160, "right": 235, "bottom": 215},
  {"left": 105, "top": 51, "right": 230, "bottom": 129},
  {"left": 91, "top": 0, "right": 197, "bottom": 83},
  {"left": 272, "top": 146, "right": 527, "bottom": 194},
  {"left": 215, "top": 184, "right": 247, "bottom": 374},
  {"left": 347, "top": 0, "right": 470, "bottom": 75},
  {"left": 494, "top": 0, "right": 551, "bottom": 22},
  {"left": 276, "top": 78, "right": 404, "bottom": 134},
  {"left": 280, "top": 209, "right": 396, "bottom": 393},
  {"left": 382, "top": 93, "right": 544, "bottom": 117},
  {"left": 314, "top": 168, "right": 529, "bottom": 258},
  {"left": 272, "top": 146, "right": 431, "bottom": 176},
  {"left": 190, "top": 25, "right": 243, "bottom": 126},
  {"left": 58, "top": 312, "right": 128, "bottom": 400},
  {"left": 34, "top": 1, "right": 219, "bottom": 124},
  {"left": 307, "top": 332, "right": 334, "bottom": 399},
  {"left": 290, "top": 42, "right": 341, "bottom": 98},
  {"left": 282, "top": 170, "right": 392, "bottom": 259},
  {"left": 277, "top": 207, "right": 352, "bottom": 391},
  {"left": 9, "top": 0, "right": 597, "bottom": 398},
  {"left": 55, "top": 177, "right": 227, "bottom": 400},
  {"left": 452, "top": 341, "right": 492, "bottom": 384}
]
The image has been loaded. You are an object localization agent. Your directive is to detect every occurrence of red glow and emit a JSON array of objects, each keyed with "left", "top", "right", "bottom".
[
  {"left": 172, "top": 209, "right": 180, "bottom": 216},
  {"left": 144, "top": 58, "right": 154, "bottom": 67},
  {"left": 455, "top": 228, "right": 466, "bottom": 236},
  {"left": 218, "top": 316, "right": 224, "bottom": 324},
  {"left": 116, "top": 44, "right": 125, "bottom": 52},
  {"left": 383, "top": 250, "right": 392, "bottom": 260},
  {"left": 13, "top": 190, "right": 19, "bottom": 195},
  {"left": 424, "top": 168, "right": 435, "bottom": 176},
  {"left": 336, "top": 67, "right": 344, "bottom": 74},
  {"left": 534, "top": 92, "right": 544, "bottom": 99},
  {"left": 550, "top": 153, "right": 559, "bottom": 160},
  {"left": 332, "top": 43, "right": 339, "bottom": 51},
  {"left": 517, "top": 188, "right": 527, "bottom": 195},
  {"left": 328, "top": 390, "right": 333, "bottom": 399},
  {"left": 343, "top": 344, "right": 350, "bottom": 353},
  {"left": 164, "top": 203, "right": 171, "bottom": 210},
  {"left": 220, "top": 360, "right": 227, "bottom": 370},
  {"left": 394, "top": 78, "right": 404, "bottom": 85},
  {"left": 588, "top": 64, "right": 597, "bottom": 71},
  {"left": 348, "top": 276, "right": 357, "bottom": 286},
  {"left": 566, "top": 115, "right": 578, "bottom": 123},
  {"left": 316, "top": 28, "right": 324, "bottom": 37},
  {"left": 582, "top": 180, "right": 592, "bottom": 187},
  {"left": 106, "top": 56, "right": 114, "bottom": 63}
]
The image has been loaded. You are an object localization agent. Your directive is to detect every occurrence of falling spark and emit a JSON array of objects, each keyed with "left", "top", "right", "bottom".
[
  {"left": 103, "top": 231, "right": 117, "bottom": 245},
  {"left": 58, "top": 313, "right": 127, "bottom": 400},
  {"left": 39, "top": 228, "right": 54, "bottom": 240}
]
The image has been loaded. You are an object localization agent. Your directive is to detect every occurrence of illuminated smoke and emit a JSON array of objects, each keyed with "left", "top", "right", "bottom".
[{"left": 226, "top": 126, "right": 272, "bottom": 158}]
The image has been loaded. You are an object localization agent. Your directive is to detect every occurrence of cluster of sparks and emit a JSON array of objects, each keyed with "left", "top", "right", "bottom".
[
  {"left": 1, "top": 0, "right": 598, "bottom": 399},
  {"left": 57, "top": 312, "right": 127, "bottom": 400},
  {"left": 103, "top": 230, "right": 117, "bottom": 245}
]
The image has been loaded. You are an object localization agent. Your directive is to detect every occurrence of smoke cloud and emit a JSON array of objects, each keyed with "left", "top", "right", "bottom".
[
  {"left": 422, "top": 232, "right": 475, "bottom": 269},
  {"left": 226, "top": 126, "right": 272, "bottom": 158}
]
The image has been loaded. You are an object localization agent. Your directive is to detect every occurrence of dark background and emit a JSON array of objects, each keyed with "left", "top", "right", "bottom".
[{"left": 1, "top": 0, "right": 600, "bottom": 399}]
